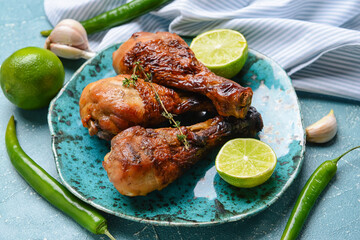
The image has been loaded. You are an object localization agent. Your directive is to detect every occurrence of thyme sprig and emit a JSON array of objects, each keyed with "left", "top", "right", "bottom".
[
  {"left": 123, "top": 61, "right": 189, "bottom": 149},
  {"left": 122, "top": 62, "right": 140, "bottom": 87}
]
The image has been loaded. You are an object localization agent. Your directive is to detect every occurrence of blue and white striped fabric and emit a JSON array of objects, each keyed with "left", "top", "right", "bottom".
[{"left": 44, "top": 0, "right": 360, "bottom": 100}]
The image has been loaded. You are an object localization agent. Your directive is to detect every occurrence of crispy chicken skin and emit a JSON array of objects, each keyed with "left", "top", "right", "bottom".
[
  {"left": 112, "top": 32, "right": 253, "bottom": 119},
  {"left": 103, "top": 107, "right": 263, "bottom": 196},
  {"left": 79, "top": 75, "right": 214, "bottom": 140}
]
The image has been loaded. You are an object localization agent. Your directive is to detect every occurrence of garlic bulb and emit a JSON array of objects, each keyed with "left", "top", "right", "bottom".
[
  {"left": 44, "top": 19, "right": 95, "bottom": 59},
  {"left": 306, "top": 109, "right": 337, "bottom": 143}
]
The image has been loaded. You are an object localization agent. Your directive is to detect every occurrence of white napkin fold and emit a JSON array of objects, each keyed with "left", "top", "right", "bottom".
[{"left": 44, "top": 0, "right": 360, "bottom": 100}]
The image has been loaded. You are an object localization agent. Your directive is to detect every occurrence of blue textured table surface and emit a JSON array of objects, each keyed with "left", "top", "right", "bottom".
[{"left": 1, "top": 1, "right": 360, "bottom": 239}]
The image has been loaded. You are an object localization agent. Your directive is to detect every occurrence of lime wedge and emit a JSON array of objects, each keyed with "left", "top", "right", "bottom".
[
  {"left": 215, "top": 138, "right": 277, "bottom": 188},
  {"left": 190, "top": 29, "right": 248, "bottom": 78}
]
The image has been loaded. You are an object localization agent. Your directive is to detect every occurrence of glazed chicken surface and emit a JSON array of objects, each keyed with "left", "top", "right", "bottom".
[
  {"left": 79, "top": 75, "right": 214, "bottom": 140},
  {"left": 103, "top": 107, "right": 263, "bottom": 196},
  {"left": 113, "top": 32, "right": 253, "bottom": 119}
]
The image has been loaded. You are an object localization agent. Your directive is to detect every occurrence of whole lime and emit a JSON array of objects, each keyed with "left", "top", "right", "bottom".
[{"left": 0, "top": 47, "right": 65, "bottom": 110}]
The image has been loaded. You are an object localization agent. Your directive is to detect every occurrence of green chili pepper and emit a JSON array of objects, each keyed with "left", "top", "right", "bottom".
[
  {"left": 281, "top": 145, "right": 360, "bottom": 240},
  {"left": 40, "top": 0, "right": 171, "bottom": 36},
  {"left": 5, "top": 116, "right": 116, "bottom": 240}
]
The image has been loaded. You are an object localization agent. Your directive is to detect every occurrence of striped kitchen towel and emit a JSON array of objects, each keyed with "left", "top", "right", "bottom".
[{"left": 44, "top": 0, "right": 360, "bottom": 100}]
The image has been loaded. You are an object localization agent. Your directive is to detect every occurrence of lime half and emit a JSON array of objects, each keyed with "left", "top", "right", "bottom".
[
  {"left": 215, "top": 138, "right": 277, "bottom": 188},
  {"left": 190, "top": 29, "right": 248, "bottom": 78}
]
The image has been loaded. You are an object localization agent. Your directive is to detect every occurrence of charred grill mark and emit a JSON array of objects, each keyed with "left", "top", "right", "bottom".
[
  {"left": 124, "top": 39, "right": 200, "bottom": 77},
  {"left": 217, "top": 82, "right": 238, "bottom": 95},
  {"left": 125, "top": 143, "right": 142, "bottom": 164},
  {"left": 247, "top": 106, "right": 264, "bottom": 133},
  {"left": 187, "top": 132, "right": 208, "bottom": 147}
]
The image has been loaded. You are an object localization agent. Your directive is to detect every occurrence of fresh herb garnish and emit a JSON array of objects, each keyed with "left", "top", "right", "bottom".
[
  {"left": 124, "top": 62, "right": 189, "bottom": 149},
  {"left": 122, "top": 61, "right": 141, "bottom": 87}
]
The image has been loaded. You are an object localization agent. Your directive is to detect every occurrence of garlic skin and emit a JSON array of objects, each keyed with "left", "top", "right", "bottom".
[
  {"left": 49, "top": 43, "right": 96, "bottom": 60},
  {"left": 306, "top": 109, "right": 337, "bottom": 143},
  {"left": 44, "top": 19, "right": 95, "bottom": 59}
]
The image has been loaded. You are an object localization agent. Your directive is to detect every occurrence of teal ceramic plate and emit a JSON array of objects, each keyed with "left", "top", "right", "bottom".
[{"left": 48, "top": 41, "right": 305, "bottom": 226}]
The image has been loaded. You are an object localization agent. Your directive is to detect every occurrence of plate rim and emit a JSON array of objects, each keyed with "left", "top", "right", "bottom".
[{"left": 48, "top": 42, "right": 306, "bottom": 227}]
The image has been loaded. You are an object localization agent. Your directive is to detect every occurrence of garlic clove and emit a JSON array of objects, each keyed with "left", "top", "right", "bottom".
[
  {"left": 44, "top": 19, "right": 95, "bottom": 59},
  {"left": 52, "top": 19, "right": 89, "bottom": 50},
  {"left": 49, "top": 24, "right": 89, "bottom": 50},
  {"left": 56, "top": 19, "right": 88, "bottom": 39},
  {"left": 306, "top": 109, "right": 337, "bottom": 143},
  {"left": 49, "top": 43, "right": 96, "bottom": 60}
]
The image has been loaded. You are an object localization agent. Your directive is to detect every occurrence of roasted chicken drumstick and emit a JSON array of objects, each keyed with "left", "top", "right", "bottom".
[
  {"left": 79, "top": 75, "right": 214, "bottom": 140},
  {"left": 113, "top": 32, "right": 253, "bottom": 119},
  {"left": 103, "top": 107, "right": 263, "bottom": 196}
]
